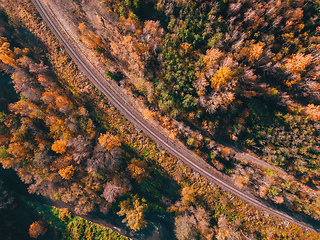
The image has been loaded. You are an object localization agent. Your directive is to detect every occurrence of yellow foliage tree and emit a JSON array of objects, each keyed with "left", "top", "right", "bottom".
[
  {"left": 0, "top": 40, "right": 16, "bottom": 67},
  {"left": 59, "top": 208, "right": 72, "bottom": 221},
  {"left": 98, "top": 132, "right": 121, "bottom": 150},
  {"left": 181, "top": 186, "right": 196, "bottom": 206},
  {"left": 85, "top": 118, "right": 96, "bottom": 139},
  {"left": 51, "top": 139, "right": 68, "bottom": 154},
  {"left": 210, "top": 67, "right": 233, "bottom": 89},
  {"left": 117, "top": 195, "right": 148, "bottom": 231},
  {"left": 58, "top": 165, "right": 75, "bottom": 180}
]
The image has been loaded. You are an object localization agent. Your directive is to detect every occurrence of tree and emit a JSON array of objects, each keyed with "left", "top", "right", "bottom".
[
  {"left": 59, "top": 165, "right": 75, "bottom": 180},
  {"left": 7, "top": 142, "right": 31, "bottom": 160},
  {"left": 141, "top": 20, "right": 164, "bottom": 54},
  {"left": 85, "top": 118, "right": 96, "bottom": 139},
  {"left": 174, "top": 215, "right": 196, "bottom": 240},
  {"left": 285, "top": 53, "right": 312, "bottom": 73},
  {"left": 0, "top": 145, "right": 9, "bottom": 159},
  {"left": 78, "top": 22, "right": 102, "bottom": 49},
  {"left": 98, "top": 132, "right": 121, "bottom": 150},
  {"left": 41, "top": 91, "right": 56, "bottom": 107},
  {"left": 191, "top": 206, "right": 211, "bottom": 237},
  {"left": 181, "top": 186, "right": 196, "bottom": 206},
  {"left": 210, "top": 67, "right": 233, "bottom": 89},
  {"left": 141, "top": 108, "right": 155, "bottom": 120},
  {"left": 117, "top": 195, "right": 148, "bottom": 231},
  {"left": 127, "top": 158, "right": 149, "bottom": 183},
  {"left": 28, "top": 221, "right": 47, "bottom": 239},
  {"left": 51, "top": 139, "right": 68, "bottom": 154},
  {"left": 249, "top": 42, "right": 265, "bottom": 64},
  {"left": 107, "top": 146, "right": 123, "bottom": 170},
  {"left": 86, "top": 143, "right": 106, "bottom": 174},
  {"left": 55, "top": 95, "right": 72, "bottom": 114},
  {"left": 305, "top": 104, "right": 320, "bottom": 121},
  {"left": 102, "top": 181, "right": 124, "bottom": 203},
  {"left": 215, "top": 215, "right": 241, "bottom": 240},
  {"left": 68, "top": 135, "right": 91, "bottom": 163},
  {"left": 192, "top": 76, "right": 209, "bottom": 96},
  {"left": 205, "top": 48, "right": 223, "bottom": 70},
  {"left": 0, "top": 40, "right": 16, "bottom": 67},
  {"left": 285, "top": 53, "right": 312, "bottom": 86}
]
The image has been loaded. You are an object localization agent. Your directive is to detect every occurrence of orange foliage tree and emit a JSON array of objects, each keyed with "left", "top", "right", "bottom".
[
  {"left": 78, "top": 22, "right": 102, "bottom": 49},
  {"left": 0, "top": 39, "right": 16, "bottom": 67},
  {"left": 98, "top": 132, "right": 121, "bottom": 150},
  {"left": 51, "top": 139, "right": 68, "bottom": 154},
  {"left": 58, "top": 165, "right": 75, "bottom": 180},
  {"left": 127, "top": 158, "right": 152, "bottom": 183},
  {"left": 249, "top": 42, "right": 265, "bottom": 64},
  {"left": 305, "top": 104, "right": 320, "bottom": 121},
  {"left": 285, "top": 53, "right": 312, "bottom": 73},
  {"left": 28, "top": 221, "right": 47, "bottom": 239},
  {"left": 285, "top": 53, "right": 312, "bottom": 86}
]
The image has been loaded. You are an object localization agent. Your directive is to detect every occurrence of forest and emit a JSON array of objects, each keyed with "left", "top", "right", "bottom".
[{"left": 0, "top": 0, "right": 320, "bottom": 239}]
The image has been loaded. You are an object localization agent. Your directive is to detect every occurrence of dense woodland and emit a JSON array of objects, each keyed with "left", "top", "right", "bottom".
[
  {"left": 0, "top": 0, "right": 320, "bottom": 239},
  {"left": 100, "top": 0, "right": 320, "bottom": 181},
  {"left": 73, "top": 0, "right": 320, "bottom": 225}
]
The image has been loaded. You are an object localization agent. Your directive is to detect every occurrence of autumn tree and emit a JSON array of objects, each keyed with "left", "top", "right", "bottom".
[
  {"left": 98, "top": 132, "right": 121, "bottom": 150},
  {"left": 102, "top": 181, "right": 124, "bottom": 203},
  {"left": 210, "top": 67, "right": 233, "bottom": 89},
  {"left": 141, "top": 108, "right": 155, "bottom": 120},
  {"left": 215, "top": 215, "right": 241, "bottom": 240},
  {"left": 0, "top": 38, "right": 16, "bottom": 67},
  {"left": 305, "top": 104, "right": 320, "bottom": 121},
  {"left": 41, "top": 91, "right": 56, "bottom": 107},
  {"left": 59, "top": 165, "right": 75, "bottom": 180},
  {"left": 141, "top": 20, "right": 164, "bottom": 54},
  {"left": 192, "top": 76, "right": 209, "bottom": 96},
  {"left": 249, "top": 42, "right": 265, "bottom": 64},
  {"left": 7, "top": 142, "right": 31, "bottom": 161},
  {"left": 58, "top": 208, "right": 71, "bottom": 222},
  {"left": 67, "top": 135, "right": 91, "bottom": 164},
  {"left": 117, "top": 195, "right": 148, "bottom": 231},
  {"left": 86, "top": 143, "right": 107, "bottom": 174},
  {"left": 285, "top": 53, "right": 312, "bottom": 73},
  {"left": 107, "top": 146, "right": 123, "bottom": 170},
  {"left": 55, "top": 95, "right": 72, "bottom": 114},
  {"left": 51, "top": 139, "right": 68, "bottom": 154},
  {"left": 78, "top": 22, "right": 102, "bottom": 49},
  {"left": 205, "top": 48, "right": 223, "bottom": 70},
  {"left": 174, "top": 215, "right": 196, "bottom": 240},
  {"left": 127, "top": 158, "right": 150, "bottom": 183},
  {"left": 190, "top": 206, "right": 212, "bottom": 237},
  {"left": 181, "top": 186, "right": 196, "bottom": 206},
  {"left": 28, "top": 221, "right": 47, "bottom": 239},
  {"left": 285, "top": 53, "right": 312, "bottom": 86},
  {"left": 85, "top": 118, "right": 96, "bottom": 139}
]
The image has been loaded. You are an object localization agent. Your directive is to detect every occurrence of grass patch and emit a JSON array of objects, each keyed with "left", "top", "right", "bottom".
[{"left": 25, "top": 200, "right": 127, "bottom": 240}]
